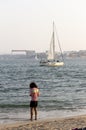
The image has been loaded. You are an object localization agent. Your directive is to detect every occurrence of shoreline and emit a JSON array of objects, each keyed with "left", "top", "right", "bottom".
[
  {"left": 0, "top": 115, "right": 86, "bottom": 130},
  {"left": 1, "top": 109, "right": 86, "bottom": 124}
]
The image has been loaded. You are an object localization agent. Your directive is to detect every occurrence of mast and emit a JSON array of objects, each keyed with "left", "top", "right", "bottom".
[{"left": 52, "top": 22, "right": 55, "bottom": 60}]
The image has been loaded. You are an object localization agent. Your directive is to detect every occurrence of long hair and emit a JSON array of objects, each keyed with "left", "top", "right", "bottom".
[{"left": 30, "top": 82, "right": 38, "bottom": 88}]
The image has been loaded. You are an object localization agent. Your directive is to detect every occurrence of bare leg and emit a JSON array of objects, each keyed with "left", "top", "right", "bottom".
[
  {"left": 30, "top": 107, "right": 34, "bottom": 121},
  {"left": 34, "top": 107, "right": 37, "bottom": 120}
]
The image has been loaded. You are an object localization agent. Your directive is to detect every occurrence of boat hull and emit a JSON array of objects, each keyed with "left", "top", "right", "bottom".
[{"left": 40, "top": 61, "right": 64, "bottom": 67}]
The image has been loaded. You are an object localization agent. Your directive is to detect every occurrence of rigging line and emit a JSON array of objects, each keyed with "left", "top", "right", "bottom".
[{"left": 54, "top": 24, "right": 64, "bottom": 62}]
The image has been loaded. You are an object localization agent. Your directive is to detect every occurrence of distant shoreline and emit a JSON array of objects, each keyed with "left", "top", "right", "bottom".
[{"left": 0, "top": 50, "right": 86, "bottom": 59}]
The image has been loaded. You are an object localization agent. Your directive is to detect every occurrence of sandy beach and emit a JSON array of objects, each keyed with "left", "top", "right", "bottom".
[{"left": 0, "top": 115, "right": 86, "bottom": 130}]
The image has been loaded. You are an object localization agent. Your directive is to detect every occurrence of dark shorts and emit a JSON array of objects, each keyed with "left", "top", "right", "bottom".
[{"left": 30, "top": 101, "right": 38, "bottom": 107}]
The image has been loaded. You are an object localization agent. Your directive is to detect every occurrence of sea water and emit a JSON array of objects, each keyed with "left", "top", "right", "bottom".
[{"left": 0, "top": 55, "right": 86, "bottom": 124}]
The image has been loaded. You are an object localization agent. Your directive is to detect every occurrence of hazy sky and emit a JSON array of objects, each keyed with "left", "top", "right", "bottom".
[{"left": 0, "top": 0, "right": 86, "bottom": 54}]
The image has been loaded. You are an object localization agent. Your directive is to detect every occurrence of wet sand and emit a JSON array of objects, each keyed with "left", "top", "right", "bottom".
[{"left": 0, "top": 115, "right": 86, "bottom": 130}]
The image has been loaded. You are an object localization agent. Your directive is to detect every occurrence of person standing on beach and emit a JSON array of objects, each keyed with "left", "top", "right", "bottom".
[{"left": 29, "top": 82, "right": 39, "bottom": 121}]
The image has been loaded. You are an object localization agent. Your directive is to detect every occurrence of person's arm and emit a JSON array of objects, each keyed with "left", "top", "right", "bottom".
[{"left": 30, "top": 89, "right": 32, "bottom": 96}]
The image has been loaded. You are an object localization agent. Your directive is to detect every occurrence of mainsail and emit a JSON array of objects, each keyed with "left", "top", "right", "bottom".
[{"left": 47, "top": 22, "right": 55, "bottom": 60}]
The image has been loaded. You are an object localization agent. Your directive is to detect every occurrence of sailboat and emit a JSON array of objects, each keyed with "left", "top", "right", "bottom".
[{"left": 40, "top": 22, "right": 64, "bottom": 67}]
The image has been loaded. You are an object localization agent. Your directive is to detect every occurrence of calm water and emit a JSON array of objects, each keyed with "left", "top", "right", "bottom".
[{"left": 0, "top": 55, "right": 86, "bottom": 124}]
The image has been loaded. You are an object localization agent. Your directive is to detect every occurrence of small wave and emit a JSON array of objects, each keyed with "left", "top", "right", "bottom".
[{"left": 0, "top": 104, "right": 29, "bottom": 108}]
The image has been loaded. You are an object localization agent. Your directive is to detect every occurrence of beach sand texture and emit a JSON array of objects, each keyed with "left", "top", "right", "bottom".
[
  {"left": 0, "top": 116, "right": 86, "bottom": 130},
  {"left": 0, "top": 115, "right": 86, "bottom": 130}
]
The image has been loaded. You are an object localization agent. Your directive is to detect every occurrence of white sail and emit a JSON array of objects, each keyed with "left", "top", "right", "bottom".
[
  {"left": 47, "top": 38, "right": 54, "bottom": 60},
  {"left": 47, "top": 23, "right": 55, "bottom": 61}
]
